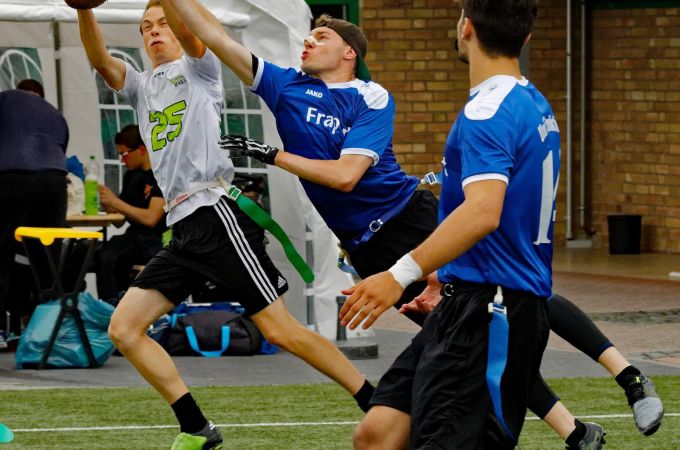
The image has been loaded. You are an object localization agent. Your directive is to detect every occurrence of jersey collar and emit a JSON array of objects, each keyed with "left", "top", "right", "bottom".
[{"left": 470, "top": 75, "right": 528, "bottom": 96}]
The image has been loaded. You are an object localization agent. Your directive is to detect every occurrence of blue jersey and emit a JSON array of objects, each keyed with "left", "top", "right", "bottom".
[
  {"left": 437, "top": 75, "right": 560, "bottom": 297},
  {"left": 251, "top": 58, "right": 418, "bottom": 248}
]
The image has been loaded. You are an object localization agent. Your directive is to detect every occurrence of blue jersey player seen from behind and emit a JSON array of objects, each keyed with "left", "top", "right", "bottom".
[
  {"left": 341, "top": 1, "right": 559, "bottom": 448},
  {"left": 437, "top": 78, "right": 560, "bottom": 297},
  {"left": 166, "top": 0, "right": 439, "bottom": 326}
]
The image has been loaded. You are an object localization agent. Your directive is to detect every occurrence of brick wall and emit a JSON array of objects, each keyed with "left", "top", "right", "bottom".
[
  {"left": 365, "top": 1, "right": 680, "bottom": 253},
  {"left": 360, "top": 0, "right": 466, "bottom": 180},
  {"left": 588, "top": 7, "right": 680, "bottom": 252},
  {"left": 532, "top": 3, "right": 680, "bottom": 252}
]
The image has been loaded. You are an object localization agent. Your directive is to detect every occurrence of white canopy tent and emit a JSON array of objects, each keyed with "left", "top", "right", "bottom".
[{"left": 0, "top": 0, "right": 367, "bottom": 338}]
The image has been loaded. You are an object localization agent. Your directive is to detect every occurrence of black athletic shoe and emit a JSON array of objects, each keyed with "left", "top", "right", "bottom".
[
  {"left": 566, "top": 422, "right": 606, "bottom": 450},
  {"left": 625, "top": 374, "right": 664, "bottom": 436}
]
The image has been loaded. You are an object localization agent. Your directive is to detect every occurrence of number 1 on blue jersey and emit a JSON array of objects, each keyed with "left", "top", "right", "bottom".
[{"left": 534, "top": 149, "right": 559, "bottom": 245}]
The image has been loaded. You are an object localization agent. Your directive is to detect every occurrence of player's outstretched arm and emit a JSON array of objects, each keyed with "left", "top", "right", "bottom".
[
  {"left": 159, "top": 0, "right": 206, "bottom": 58},
  {"left": 339, "top": 179, "right": 507, "bottom": 329},
  {"left": 77, "top": 10, "right": 126, "bottom": 91},
  {"left": 221, "top": 135, "right": 373, "bottom": 192},
  {"left": 276, "top": 152, "right": 373, "bottom": 193},
  {"left": 164, "top": 0, "right": 253, "bottom": 85}
]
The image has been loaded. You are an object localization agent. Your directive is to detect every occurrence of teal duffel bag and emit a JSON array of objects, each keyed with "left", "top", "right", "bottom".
[{"left": 16, "top": 292, "right": 115, "bottom": 369}]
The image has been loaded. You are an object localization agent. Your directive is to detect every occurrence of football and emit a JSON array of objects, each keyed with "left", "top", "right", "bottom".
[{"left": 64, "top": 0, "right": 106, "bottom": 10}]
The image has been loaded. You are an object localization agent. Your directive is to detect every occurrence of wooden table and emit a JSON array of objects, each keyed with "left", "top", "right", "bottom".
[{"left": 66, "top": 213, "right": 125, "bottom": 240}]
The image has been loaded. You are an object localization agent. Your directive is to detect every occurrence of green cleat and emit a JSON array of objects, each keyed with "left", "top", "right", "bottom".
[
  {"left": 171, "top": 421, "right": 223, "bottom": 450},
  {"left": 171, "top": 433, "right": 209, "bottom": 450}
]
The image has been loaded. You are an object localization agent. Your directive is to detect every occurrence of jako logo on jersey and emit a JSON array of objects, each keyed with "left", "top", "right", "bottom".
[
  {"left": 170, "top": 75, "right": 187, "bottom": 87},
  {"left": 305, "top": 89, "right": 323, "bottom": 98},
  {"left": 306, "top": 107, "right": 341, "bottom": 135}
]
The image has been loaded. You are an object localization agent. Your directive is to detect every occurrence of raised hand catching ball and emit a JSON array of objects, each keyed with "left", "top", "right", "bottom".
[{"left": 64, "top": 0, "right": 106, "bottom": 10}]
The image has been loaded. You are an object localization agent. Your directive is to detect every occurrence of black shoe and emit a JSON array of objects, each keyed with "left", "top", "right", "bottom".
[
  {"left": 566, "top": 422, "right": 606, "bottom": 450},
  {"left": 625, "top": 374, "right": 664, "bottom": 436}
]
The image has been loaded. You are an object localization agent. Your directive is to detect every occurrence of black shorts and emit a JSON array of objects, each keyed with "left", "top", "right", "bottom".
[
  {"left": 370, "top": 282, "right": 550, "bottom": 449},
  {"left": 346, "top": 189, "right": 438, "bottom": 325},
  {"left": 131, "top": 197, "right": 288, "bottom": 316}
]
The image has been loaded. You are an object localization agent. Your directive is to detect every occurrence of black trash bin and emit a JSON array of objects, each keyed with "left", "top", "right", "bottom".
[{"left": 607, "top": 214, "right": 642, "bottom": 254}]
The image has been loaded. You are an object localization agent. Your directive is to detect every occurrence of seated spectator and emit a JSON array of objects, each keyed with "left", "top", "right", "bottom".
[{"left": 95, "top": 124, "right": 166, "bottom": 302}]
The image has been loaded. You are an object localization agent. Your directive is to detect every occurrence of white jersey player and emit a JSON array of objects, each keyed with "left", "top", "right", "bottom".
[{"left": 75, "top": 1, "right": 375, "bottom": 448}]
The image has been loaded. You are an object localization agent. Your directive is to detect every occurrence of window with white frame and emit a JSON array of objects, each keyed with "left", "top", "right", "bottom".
[
  {"left": 0, "top": 47, "right": 43, "bottom": 92},
  {"left": 220, "top": 66, "right": 270, "bottom": 211},
  {"left": 95, "top": 47, "right": 143, "bottom": 193}
]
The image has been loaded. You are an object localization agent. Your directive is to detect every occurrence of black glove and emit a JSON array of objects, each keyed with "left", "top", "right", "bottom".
[{"left": 219, "top": 135, "right": 279, "bottom": 165}]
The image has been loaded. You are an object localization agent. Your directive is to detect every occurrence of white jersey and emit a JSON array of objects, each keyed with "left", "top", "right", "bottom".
[{"left": 116, "top": 49, "right": 234, "bottom": 226}]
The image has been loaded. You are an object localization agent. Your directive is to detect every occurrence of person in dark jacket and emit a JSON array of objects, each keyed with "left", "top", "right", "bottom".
[{"left": 0, "top": 80, "right": 69, "bottom": 342}]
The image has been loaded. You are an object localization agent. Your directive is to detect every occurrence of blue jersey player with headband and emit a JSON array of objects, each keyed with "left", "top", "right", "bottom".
[
  {"left": 166, "top": 0, "right": 440, "bottom": 327},
  {"left": 242, "top": 52, "right": 418, "bottom": 249}
]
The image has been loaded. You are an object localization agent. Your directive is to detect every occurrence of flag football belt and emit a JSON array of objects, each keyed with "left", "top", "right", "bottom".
[
  {"left": 420, "top": 170, "right": 443, "bottom": 186},
  {"left": 486, "top": 286, "right": 516, "bottom": 444},
  {"left": 165, "top": 178, "right": 314, "bottom": 283},
  {"left": 336, "top": 248, "right": 358, "bottom": 277},
  {"left": 441, "top": 283, "right": 515, "bottom": 444}
]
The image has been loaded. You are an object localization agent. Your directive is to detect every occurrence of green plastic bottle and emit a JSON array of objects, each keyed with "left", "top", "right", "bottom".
[{"left": 84, "top": 155, "right": 100, "bottom": 215}]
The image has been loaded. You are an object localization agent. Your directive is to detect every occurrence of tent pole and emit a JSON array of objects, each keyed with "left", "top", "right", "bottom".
[
  {"left": 305, "top": 225, "right": 316, "bottom": 331},
  {"left": 579, "top": 0, "right": 587, "bottom": 232},
  {"left": 565, "top": 0, "right": 573, "bottom": 240},
  {"left": 52, "top": 21, "right": 63, "bottom": 112}
]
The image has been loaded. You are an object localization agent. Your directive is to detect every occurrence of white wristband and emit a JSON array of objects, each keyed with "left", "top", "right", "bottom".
[{"left": 388, "top": 253, "right": 423, "bottom": 289}]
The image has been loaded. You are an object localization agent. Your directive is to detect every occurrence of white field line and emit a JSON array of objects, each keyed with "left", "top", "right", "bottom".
[
  {"left": 12, "top": 422, "right": 359, "bottom": 433},
  {"left": 10, "top": 414, "right": 680, "bottom": 433}
]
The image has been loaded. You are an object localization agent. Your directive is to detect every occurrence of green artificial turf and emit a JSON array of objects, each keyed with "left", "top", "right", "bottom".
[{"left": 0, "top": 376, "right": 678, "bottom": 449}]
